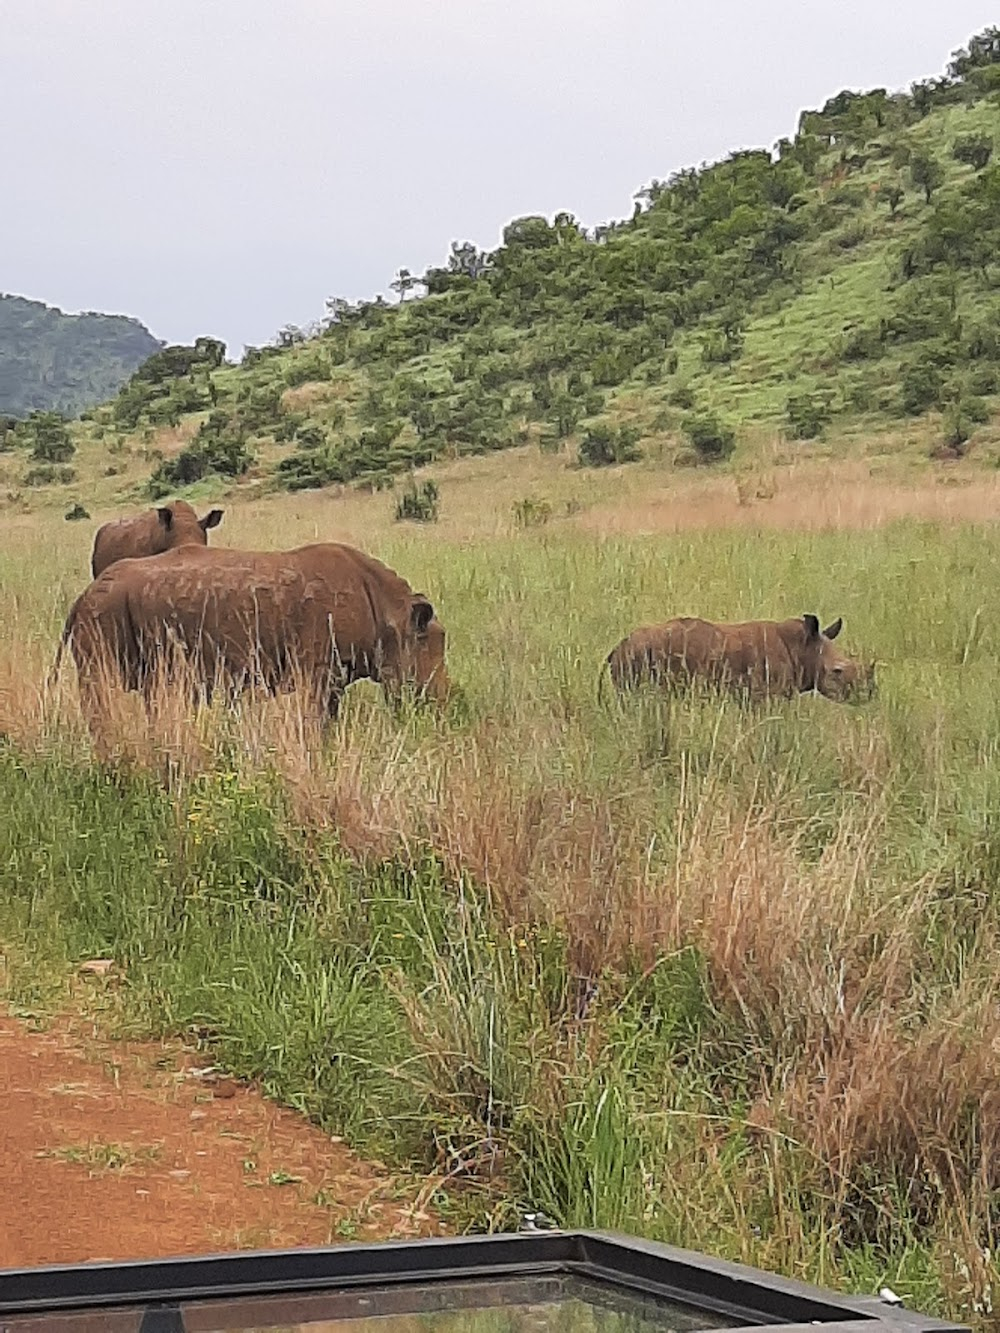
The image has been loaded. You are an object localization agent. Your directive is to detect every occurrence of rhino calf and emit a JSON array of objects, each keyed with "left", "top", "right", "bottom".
[
  {"left": 606, "top": 614, "right": 873, "bottom": 702},
  {"left": 91, "top": 501, "right": 223, "bottom": 578}
]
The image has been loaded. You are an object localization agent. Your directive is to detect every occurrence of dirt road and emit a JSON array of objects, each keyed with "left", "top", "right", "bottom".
[{"left": 0, "top": 1010, "right": 441, "bottom": 1269}]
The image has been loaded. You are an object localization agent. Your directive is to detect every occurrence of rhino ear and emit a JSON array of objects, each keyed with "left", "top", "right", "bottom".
[
  {"left": 200, "top": 508, "right": 224, "bottom": 531},
  {"left": 823, "top": 617, "right": 843, "bottom": 640},
  {"left": 156, "top": 506, "right": 174, "bottom": 530},
  {"left": 803, "top": 614, "right": 820, "bottom": 640},
  {"left": 410, "top": 597, "right": 435, "bottom": 635}
]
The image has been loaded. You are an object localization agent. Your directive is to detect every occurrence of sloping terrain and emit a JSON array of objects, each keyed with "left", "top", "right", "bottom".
[
  {"left": 0, "top": 295, "right": 161, "bottom": 420},
  {"left": 4, "top": 29, "right": 999, "bottom": 517}
]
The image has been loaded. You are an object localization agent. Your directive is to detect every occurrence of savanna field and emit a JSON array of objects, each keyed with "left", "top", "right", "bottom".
[
  {"left": 4, "top": 27, "right": 1000, "bottom": 1323},
  {"left": 2, "top": 446, "right": 1000, "bottom": 1324}
]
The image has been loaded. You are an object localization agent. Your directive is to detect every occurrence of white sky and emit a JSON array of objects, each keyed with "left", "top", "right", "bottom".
[{"left": 2, "top": 1, "right": 996, "bottom": 355}]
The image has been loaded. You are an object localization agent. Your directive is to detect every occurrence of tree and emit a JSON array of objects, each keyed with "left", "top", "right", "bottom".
[
  {"left": 876, "top": 179, "right": 905, "bottom": 215},
  {"left": 683, "top": 413, "right": 736, "bottom": 463},
  {"left": 193, "top": 336, "right": 226, "bottom": 368},
  {"left": 947, "top": 26, "right": 1000, "bottom": 79},
  {"left": 952, "top": 133, "right": 994, "bottom": 172},
  {"left": 26, "top": 411, "right": 75, "bottom": 462},
  {"left": 389, "top": 268, "right": 418, "bottom": 303},
  {"left": 909, "top": 153, "right": 945, "bottom": 203}
]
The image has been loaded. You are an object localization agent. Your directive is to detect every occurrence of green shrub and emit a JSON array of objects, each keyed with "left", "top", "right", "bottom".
[
  {"left": 64, "top": 502, "right": 90, "bottom": 521},
  {"left": 966, "top": 364, "right": 999, "bottom": 396},
  {"left": 276, "top": 449, "right": 344, "bottom": 491},
  {"left": 682, "top": 412, "right": 736, "bottom": 463},
  {"left": 236, "top": 382, "right": 286, "bottom": 433},
  {"left": 293, "top": 423, "right": 328, "bottom": 450},
  {"left": 700, "top": 329, "right": 743, "bottom": 364},
  {"left": 21, "top": 412, "right": 75, "bottom": 463},
  {"left": 284, "top": 352, "right": 329, "bottom": 387},
  {"left": 149, "top": 411, "right": 253, "bottom": 492},
  {"left": 23, "top": 464, "right": 76, "bottom": 487},
  {"left": 668, "top": 385, "right": 695, "bottom": 410},
  {"left": 900, "top": 358, "right": 944, "bottom": 415},
  {"left": 952, "top": 132, "right": 994, "bottom": 172},
  {"left": 394, "top": 479, "right": 439, "bottom": 522},
  {"left": 577, "top": 422, "right": 642, "bottom": 468},
  {"left": 839, "top": 323, "right": 885, "bottom": 361},
  {"left": 786, "top": 392, "right": 833, "bottom": 440}
]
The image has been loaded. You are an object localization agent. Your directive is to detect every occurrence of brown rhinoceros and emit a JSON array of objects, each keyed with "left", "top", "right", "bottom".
[
  {"left": 90, "top": 501, "right": 223, "bottom": 577},
  {"left": 59, "top": 543, "right": 449, "bottom": 740},
  {"left": 605, "top": 614, "right": 873, "bottom": 702}
]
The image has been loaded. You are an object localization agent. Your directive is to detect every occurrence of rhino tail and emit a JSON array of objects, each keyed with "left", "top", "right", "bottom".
[
  {"left": 597, "top": 653, "right": 613, "bottom": 706},
  {"left": 47, "top": 594, "right": 82, "bottom": 692}
]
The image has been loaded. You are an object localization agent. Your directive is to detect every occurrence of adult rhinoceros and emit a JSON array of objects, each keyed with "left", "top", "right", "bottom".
[
  {"left": 605, "top": 614, "right": 873, "bottom": 702},
  {"left": 59, "top": 543, "right": 449, "bottom": 742},
  {"left": 90, "top": 500, "right": 223, "bottom": 577}
]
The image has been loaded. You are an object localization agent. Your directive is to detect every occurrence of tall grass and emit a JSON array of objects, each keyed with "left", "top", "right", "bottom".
[{"left": 1, "top": 497, "right": 999, "bottom": 1324}]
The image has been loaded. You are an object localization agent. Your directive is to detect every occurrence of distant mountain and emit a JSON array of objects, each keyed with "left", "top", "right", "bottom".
[{"left": 0, "top": 294, "right": 162, "bottom": 419}]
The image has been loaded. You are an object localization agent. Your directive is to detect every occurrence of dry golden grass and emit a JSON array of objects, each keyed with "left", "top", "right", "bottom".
[{"left": 3, "top": 446, "right": 1000, "bottom": 1319}]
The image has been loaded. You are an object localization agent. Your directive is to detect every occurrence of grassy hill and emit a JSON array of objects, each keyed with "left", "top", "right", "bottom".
[
  {"left": 0, "top": 294, "right": 162, "bottom": 421},
  {"left": 3, "top": 31, "right": 1000, "bottom": 514}
]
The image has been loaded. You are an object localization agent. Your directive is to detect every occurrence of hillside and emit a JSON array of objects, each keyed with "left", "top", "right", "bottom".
[
  {"left": 0, "top": 294, "right": 161, "bottom": 420},
  {"left": 4, "top": 27, "right": 1000, "bottom": 512}
]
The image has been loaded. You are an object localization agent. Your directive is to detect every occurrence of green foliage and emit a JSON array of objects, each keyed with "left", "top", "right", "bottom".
[
  {"left": 235, "top": 381, "right": 287, "bottom": 434},
  {"left": 64, "top": 502, "right": 90, "bottom": 521},
  {"left": 909, "top": 151, "right": 945, "bottom": 203},
  {"left": 134, "top": 338, "right": 225, "bottom": 385},
  {"left": 875, "top": 179, "right": 905, "bottom": 215},
  {"left": 952, "top": 132, "right": 994, "bottom": 172},
  {"left": 149, "top": 411, "right": 253, "bottom": 494},
  {"left": 394, "top": 478, "right": 439, "bottom": 522},
  {"left": 682, "top": 412, "right": 736, "bottom": 462},
  {"left": 942, "top": 393, "right": 990, "bottom": 449},
  {"left": 11, "top": 410, "right": 76, "bottom": 462},
  {"left": 283, "top": 351, "right": 329, "bottom": 387},
  {"left": 0, "top": 294, "right": 160, "bottom": 419},
  {"left": 22, "top": 464, "right": 75, "bottom": 486},
  {"left": 900, "top": 353, "right": 946, "bottom": 415},
  {"left": 785, "top": 391, "right": 832, "bottom": 439},
  {"left": 577, "top": 421, "right": 642, "bottom": 467}
]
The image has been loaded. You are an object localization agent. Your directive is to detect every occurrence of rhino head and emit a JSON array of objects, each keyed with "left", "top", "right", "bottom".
[
  {"left": 802, "top": 615, "right": 874, "bottom": 701},
  {"left": 381, "top": 594, "right": 450, "bottom": 704}
]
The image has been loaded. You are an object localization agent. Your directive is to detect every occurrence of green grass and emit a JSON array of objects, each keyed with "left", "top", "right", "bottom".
[{"left": 3, "top": 508, "right": 1000, "bottom": 1324}]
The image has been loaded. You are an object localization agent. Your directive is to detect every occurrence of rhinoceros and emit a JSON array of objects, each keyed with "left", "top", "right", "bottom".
[
  {"left": 90, "top": 501, "right": 223, "bottom": 577},
  {"left": 58, "top": 542, "right": 449, "bottom": 741},
  {"left": 605, "top": 614, "right": 873, "bottom": 702}
]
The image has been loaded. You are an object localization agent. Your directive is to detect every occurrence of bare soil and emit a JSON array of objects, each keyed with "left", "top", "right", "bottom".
[{"left": 0, "top": 1010, "right": 443, "bottom": 1269}]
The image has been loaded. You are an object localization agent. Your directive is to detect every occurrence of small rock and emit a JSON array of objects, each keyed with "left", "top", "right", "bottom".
[
  {"left": 78, "top": 960, "right": 115, "bottom": 977},
  {"left": 168, "top": 1169, "right": 190, "bottom": 1180},
  {"left": 212, "top": 1080, "right": 239, "bottom": 1100}
]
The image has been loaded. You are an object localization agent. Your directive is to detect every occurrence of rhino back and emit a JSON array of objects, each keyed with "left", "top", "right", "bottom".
[
  {"left": 117, "top": 544, "right": 397, "bottom": 675},
  {"left": 91, "top": 513, "right": 162, "bottom": 577}
]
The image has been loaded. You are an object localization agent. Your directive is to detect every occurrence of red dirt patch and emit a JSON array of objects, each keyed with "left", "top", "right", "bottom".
[{"left": 0, "top": 1011, "right": 442, "bottom": 1269}]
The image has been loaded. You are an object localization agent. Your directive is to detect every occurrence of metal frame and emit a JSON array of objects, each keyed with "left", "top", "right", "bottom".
[{"left": 0, "top": 1231, "right": 969, "bottom": 1332}]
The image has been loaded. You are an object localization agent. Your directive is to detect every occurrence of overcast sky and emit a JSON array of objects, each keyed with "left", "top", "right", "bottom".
[{"left": 3, "top": 1, "right": 996, "bottom": 355}]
